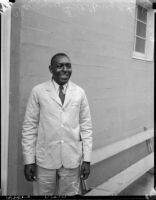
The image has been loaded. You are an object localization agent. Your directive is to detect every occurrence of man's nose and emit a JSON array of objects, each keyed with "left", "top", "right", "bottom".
[{"left": 62, "top": 65, "right": 68, "bottom": 71}]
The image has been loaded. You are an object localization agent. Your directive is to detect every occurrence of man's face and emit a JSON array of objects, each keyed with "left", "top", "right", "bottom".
[{"left": 50, "top": 56, "right": 72, "bottom": 85}]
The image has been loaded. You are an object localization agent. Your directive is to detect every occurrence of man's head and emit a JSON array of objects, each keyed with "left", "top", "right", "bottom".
[{"left": 49, "top": 53, "right": 72, "bottom": 85}]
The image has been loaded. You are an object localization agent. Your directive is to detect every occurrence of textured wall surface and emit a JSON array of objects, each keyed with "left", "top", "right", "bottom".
[{"left": 8, "top": 0, "right": 154, "bottom": 195}]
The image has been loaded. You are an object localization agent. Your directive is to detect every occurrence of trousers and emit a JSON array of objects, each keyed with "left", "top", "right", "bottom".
[{"left": 33, "top": 165, "right": 81, "bottom": 196}]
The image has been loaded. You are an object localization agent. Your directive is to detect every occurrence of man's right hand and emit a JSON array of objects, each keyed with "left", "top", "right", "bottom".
[{"left": 24, "top": 163, "right": 37, "bottom": 181}]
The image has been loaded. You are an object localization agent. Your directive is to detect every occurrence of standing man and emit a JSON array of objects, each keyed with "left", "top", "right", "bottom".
[{"left": 22, "top": 53, "right": 93, "bottom": 195}]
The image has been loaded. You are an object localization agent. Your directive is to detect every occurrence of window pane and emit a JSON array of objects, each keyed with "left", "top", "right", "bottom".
[
  {"left": 137, "top": 5, "right": 147, "bottom": 22},
  {"left": 135, "top": 37, "right": 145, "bottom": 53},
  {"left": 136, "top": 21, "right": 146, "bottom": 38}
]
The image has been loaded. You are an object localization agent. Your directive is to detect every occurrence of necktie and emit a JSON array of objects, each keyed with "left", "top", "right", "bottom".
[{"left": 59, "top": 85, "right": 65, "bottom": 105}]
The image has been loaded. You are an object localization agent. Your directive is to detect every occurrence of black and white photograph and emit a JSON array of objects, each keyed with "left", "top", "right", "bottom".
[{"left": 1, "top": 0, "right": 155, "bottom": 197}]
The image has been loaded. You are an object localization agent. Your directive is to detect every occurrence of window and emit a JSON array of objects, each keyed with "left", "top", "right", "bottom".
[
  {"left": 133, "top": 2, "right": 154, "bottom": 61},
  {"left": 135, "top": 5, "right": 147, "bottom": 53}
]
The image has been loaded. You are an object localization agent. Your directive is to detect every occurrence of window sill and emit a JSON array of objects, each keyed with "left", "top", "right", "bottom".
[{"left": 132, "top": 52, "right": 153, "bottom": 62}]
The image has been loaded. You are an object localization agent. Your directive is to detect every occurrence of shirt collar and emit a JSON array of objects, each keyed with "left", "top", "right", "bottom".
[{"left": 52, "top": 78, "right": 68, "bottom": 94}]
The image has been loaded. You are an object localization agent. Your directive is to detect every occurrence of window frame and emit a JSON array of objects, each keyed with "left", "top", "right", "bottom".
[{"left": 132, "top": 1, "right": 154, "bottom": 61}]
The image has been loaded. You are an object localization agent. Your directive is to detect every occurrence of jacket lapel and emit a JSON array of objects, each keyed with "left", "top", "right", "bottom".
[
  {"left": 44, "top": 80, "right": 62, "bottom": 106},
  {"left": 44, "top": 80, "right": 75, "bottom": 108}
]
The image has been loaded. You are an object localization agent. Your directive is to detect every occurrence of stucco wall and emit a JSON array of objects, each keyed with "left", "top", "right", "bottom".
[{"left": 8, "top": 0, "right": 154, "bottom": 195}]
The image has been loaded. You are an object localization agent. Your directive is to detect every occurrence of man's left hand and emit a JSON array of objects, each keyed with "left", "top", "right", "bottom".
[{"left": 80, "top": 161, "right": 90, "bottom": 180}]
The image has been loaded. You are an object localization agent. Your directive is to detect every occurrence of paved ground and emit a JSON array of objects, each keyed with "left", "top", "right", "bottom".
[
  {"left": 119, "top": 169, "right": 154, "bottom": 196},
  {"left": 0, "top": 170, "right": 154, "bottom": 196}
]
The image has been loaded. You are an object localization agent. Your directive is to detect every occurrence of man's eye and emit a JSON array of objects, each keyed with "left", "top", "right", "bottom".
[
  {"left": 56, "top": 64, "right": 62, "bottom": 69},
  {"left": 56, "top": 63, "right": 71, "bottom": 69},
  {"left": 66, "top": 64, "right": 71, "bottom": 68}
]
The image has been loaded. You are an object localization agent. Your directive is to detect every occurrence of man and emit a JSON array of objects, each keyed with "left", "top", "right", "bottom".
[{"left": 22, "top": 53, "right": 93, "bottom": 195}]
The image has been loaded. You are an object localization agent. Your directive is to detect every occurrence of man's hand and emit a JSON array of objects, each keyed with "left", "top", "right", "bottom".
[
  {"left": 24, "top": 163, "right": 37, "bottom": 181},
  {"left": 80, "top": 161, "right": 90, "bottom": 180}
]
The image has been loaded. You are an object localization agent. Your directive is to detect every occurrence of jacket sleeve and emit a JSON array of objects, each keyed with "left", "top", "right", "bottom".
[
  {"left": 21, "top": 87, "right": 40, "bottom": 165},
  {"left": 79, "top": 90, "right": 93, "bottom": 162}
]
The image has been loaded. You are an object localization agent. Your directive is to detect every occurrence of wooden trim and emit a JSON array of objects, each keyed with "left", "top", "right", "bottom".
[
  {"left": 132, "top": 53, "right": 153, "bottom": 61},
  {"left": 1, "top": 5, "right": 11, "bottom": 195},
  {"left": 87, "top": 153, "right": 154, "bottom": 195},
  {"left": 91, "top": 129, "right": 153, "bottom": 165},
  {"left": 136, "top": 0, "right": 153, "bottom": 9}
]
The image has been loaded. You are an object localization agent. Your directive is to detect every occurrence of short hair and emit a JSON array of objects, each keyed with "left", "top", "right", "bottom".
[{"left": 50, "top": 53, "right": 70, "bottom": 66}]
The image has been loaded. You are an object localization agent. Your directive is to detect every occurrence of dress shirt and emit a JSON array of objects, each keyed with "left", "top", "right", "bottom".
[{"left": 52, "top": 79, "right": 68, "bottom": 95}]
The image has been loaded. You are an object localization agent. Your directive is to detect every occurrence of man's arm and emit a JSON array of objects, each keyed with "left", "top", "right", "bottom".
[
  {"left": 22, "top": 87, "right": 40, "bottom": 181},
  {"left": 79, "top": 90, "right": 93, "bottom": 179}
]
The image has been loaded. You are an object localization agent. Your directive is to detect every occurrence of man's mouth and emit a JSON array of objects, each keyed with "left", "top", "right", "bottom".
[{"left": 59, "top": 74, "right": 69, "bottom": 79}]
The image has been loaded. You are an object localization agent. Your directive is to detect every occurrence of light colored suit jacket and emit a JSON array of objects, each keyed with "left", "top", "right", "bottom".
[{"left": 22, "top": 80, "right": 93, "bottom": 169}]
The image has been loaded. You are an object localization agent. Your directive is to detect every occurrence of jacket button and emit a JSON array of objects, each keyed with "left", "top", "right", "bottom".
[
  {"left": 61, "top": 124, "right": 64, "bottom": 128},
  {"left": 61, "top": 140, "right": 64, "bottom": 144}
]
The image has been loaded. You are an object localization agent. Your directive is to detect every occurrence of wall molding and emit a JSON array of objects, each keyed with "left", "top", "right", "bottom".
[
  {"left": 87, "top": 152, "right": 154, "bottom": 195},
  {"left": 87, "top": 129, "right": 154, "bottom": 195},
  {"left": 91, "top": 129, "right": 154, "bottom": 165}
]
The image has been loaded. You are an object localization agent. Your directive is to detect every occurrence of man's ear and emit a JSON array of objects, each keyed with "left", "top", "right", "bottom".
[{"left": 49, "top": 65, "right": 53, "bottom": 73}]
